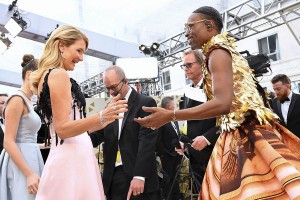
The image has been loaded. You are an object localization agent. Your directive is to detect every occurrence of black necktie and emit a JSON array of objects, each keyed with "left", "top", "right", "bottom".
[
  {"left": 280, "top": 97, "right": 290, "bottom": 104},
  {"left": 0, "top": 118, "right": 3, "bottom": 124}
]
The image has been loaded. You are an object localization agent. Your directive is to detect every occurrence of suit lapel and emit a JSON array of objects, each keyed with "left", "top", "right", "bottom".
[
  {"left": 120, "top": 88, "right": 136, "bottom": 133},
  {"left": 287, "top": 93, "right": 297, "bottom": 121},
  {"left": 276, "top": 100, "right": 284, "bottom": 123},
  {"left": 113, "top": 118, "right": 119, "bottom": 139},
  {"left": 182, "top": 94, "right": 189, "bottom": 109},
  {"left": 174, "top": 121, "right": 180, "bottom": 138},
  {"left": 187, "top": 98, "right": 192, "bottom": 108}
]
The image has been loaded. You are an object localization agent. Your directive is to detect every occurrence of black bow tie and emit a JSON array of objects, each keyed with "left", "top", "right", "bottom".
[
  {"left": 191, "top": 83, "right": 203, "bottom": 89},
  {"left": 0, "top": 118, "right": 3, "bottom": 124},
  {"left": 280, "top": 97, "right": 290, "bottom": 104}
]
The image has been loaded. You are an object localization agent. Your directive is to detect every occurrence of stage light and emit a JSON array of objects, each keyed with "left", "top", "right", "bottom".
[
  {"left": 5, "top": 10, "right": 27, "bottom": 37},
  {"left": 8, "top": 0, "right": 18, "bottom": 11},
  {"left": 139, "top": 44, "right": 151, "bottom": 55},
  {"left": 150, "top": 42, "right": 160, "bottom": 51},
  {"left": 0, "top": 33, "right": 12, "bottom": 54},
  {"left": 45, "top": 24, "right": 59, "bottom": 41}
]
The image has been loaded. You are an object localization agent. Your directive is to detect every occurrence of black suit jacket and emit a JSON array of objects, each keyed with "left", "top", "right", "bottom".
[
  {"left": 156, "top": 121, "right": 181, "bottom": 157},
  {"left": 89, "top": 88, "right": 159, "bottom": 194},
  {"left": 180, "top": 94, "right": 220, "bottom": 164},
  {"left": 0, "top": 125, "right": 4, "bottom": 153},
  {"left": 271, "top": 93, "right": 300, "bottom": 138}
]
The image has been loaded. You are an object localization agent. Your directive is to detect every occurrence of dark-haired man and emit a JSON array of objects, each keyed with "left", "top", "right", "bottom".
[
  {"left": 271, "top": 74, "right": 300, "bottom": 137},
  {"left": 89, "top": 65, "right": 159, "bottom": 200},
  {"left": 0, "top": 93, "right": 8, "bottom": 153}
]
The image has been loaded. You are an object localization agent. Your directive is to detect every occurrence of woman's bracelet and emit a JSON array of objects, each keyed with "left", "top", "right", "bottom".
[
  {"left": 99, "top": 110, "right": 105, "bottom": 125},
  {"left": 172, "top": 109, "right": 176, "bottom": 121}
]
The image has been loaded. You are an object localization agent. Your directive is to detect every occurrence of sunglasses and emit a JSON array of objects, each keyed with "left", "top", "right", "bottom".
[{"left": 105, "top": 79, "right": 125, "bottom": 91}]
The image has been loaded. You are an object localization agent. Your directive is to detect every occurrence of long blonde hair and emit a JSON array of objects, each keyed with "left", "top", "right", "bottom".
[{"left": 31, "top": 25, "right": 89, "bottom": 93}]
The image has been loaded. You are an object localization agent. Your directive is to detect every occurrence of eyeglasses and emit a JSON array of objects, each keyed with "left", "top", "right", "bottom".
[
  {"left": 105, "top": 79, "right": 124, "bottom": 91},
  {"left": 184, "top": 19, "right": 207, "bottom": 33},
  {"left": 180, "top": 62, "right": 197, "bottom": 69}
]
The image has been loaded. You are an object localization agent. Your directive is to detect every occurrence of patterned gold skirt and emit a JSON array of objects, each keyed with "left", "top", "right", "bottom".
[{"left": 200, "top": 115, "right": 300, "bottom": 200}]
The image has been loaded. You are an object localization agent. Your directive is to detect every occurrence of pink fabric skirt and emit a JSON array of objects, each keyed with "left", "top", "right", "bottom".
[{"left": 36, "top": 133, "right": 105, "bottom": 200}]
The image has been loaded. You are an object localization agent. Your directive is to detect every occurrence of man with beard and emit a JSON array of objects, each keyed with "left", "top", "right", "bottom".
[
  {"left": 271, "top": 74, "right": 300, "bottom": 138},
  {"left": 89, "top": 65, "right": 159, "bottom": 200}
]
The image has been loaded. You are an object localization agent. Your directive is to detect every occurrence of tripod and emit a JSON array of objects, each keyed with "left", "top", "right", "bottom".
[{"left": 166, "top": 146, "right": 202, "bottom": 200}]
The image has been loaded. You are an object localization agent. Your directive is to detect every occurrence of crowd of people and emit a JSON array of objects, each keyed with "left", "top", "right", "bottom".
[{"left": 1, "top": 5, "right": 300, "bottom": 200}]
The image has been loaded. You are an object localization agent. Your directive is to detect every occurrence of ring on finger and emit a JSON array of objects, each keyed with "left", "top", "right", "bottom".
[{"left": 112, "top": 106, "right": 117, "bottom": 111}]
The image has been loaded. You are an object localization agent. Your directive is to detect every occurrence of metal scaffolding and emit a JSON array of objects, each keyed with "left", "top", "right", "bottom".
[
  {"left": 80, "top": 72, "right": 162, "bottom": 97},
  {"left": 157, "top": 0, "right": 300, "bottom": 70},
  {"left": 81, "top": 0, "right": 300, "bottom": 97}
]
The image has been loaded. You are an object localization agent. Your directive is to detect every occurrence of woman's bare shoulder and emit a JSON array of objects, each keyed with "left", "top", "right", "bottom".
[{"left": 48, "top": 68, "right": 69, "bottom": 80}]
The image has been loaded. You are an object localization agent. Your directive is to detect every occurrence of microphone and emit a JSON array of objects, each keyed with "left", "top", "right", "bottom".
[
  {"left": 179, "top": 135, "right": 192, "bottom": 144},
  {"left": 172, "top": 139, "right": 181, "bottom": 149}
]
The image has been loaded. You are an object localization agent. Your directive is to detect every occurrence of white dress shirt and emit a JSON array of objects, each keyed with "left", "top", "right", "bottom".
[
  {"left": 114, "top": 87, "right": 145, "bottom": 181},
  {"left": 115, "top": 87, "right": 132, "bottom": 167}
]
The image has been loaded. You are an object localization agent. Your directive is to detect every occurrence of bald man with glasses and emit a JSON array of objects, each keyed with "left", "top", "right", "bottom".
[{"left": 89, "top": 65, "right": 159, "bottom": 200}]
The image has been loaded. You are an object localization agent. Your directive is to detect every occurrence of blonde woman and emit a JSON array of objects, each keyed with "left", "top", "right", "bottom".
[
  {"left": 32, "top": 25, "right": 127, "bottom": 200},
  {"left": 0, "top": 55, "right": 44, "bottom": 200}
]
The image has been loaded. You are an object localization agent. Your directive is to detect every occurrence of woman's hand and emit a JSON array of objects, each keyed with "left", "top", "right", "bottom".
[
  {"left": 101, "top": 94, "right": 128, "bottom": 125},
  {"left": 134, "top": 106, "right": 172, "bottom": 129},
  {"left": 27, "top": 172, "right": 40, "bottom": 194}
]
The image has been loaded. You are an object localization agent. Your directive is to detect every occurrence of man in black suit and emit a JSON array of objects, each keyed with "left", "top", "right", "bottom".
[
  {"left": 0, "top": 93, "right": 8, "bottom": 153},
  {"left": 156, "top": 96, "right": 182, "bottom": 200},
  {"left": 178, "top": 49, "right": 219, "bottom": 190},
  {"left": 89, "top": 65, "right": 159, "bottom": 200},
  {"left": 271, "top": 74, "right": 300, "bottom": 138}
]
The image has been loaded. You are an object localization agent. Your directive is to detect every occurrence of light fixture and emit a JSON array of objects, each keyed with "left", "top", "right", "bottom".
[
  {"left": 139, "top": 44, "right": 151, "bottom": 55},
  {"left": 151, "top": 50, "right": 163, "bottom": 59},
  {"left": 150, "top": 42, "right": 160, "bottom": 51},
  {"left": 8, "top": 0, "right": 18, "bottom": 11},
  {"left": 0, "top": 33, "right": 12, "bottom": 54},
  {"left": 45, "top": 24, "right": 59, "bottom": 41},
  {"left": 5, "top": 10, "right": 27, "bottom": 37}
]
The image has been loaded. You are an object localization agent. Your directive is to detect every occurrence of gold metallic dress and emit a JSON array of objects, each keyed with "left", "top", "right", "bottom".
[{"left": 199, "top": 32, "right": 300, "bottom": 200}]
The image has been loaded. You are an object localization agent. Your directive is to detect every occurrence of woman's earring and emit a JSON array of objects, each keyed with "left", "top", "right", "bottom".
[{"left": 61, "top": 51, "right": 66, "bottom": 59}]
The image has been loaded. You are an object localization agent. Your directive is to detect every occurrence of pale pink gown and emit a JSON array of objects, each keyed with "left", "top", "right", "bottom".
[{"left": 36, "top": 105, "right": 105, "bottom": 200}]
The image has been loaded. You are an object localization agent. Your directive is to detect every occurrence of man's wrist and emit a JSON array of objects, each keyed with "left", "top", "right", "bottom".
[
  {"left": 133, "top": 176, "right": 145, "bottom": 181},
  {"left": 203, "top": 136, "right": 211, "bottom": 146}
]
